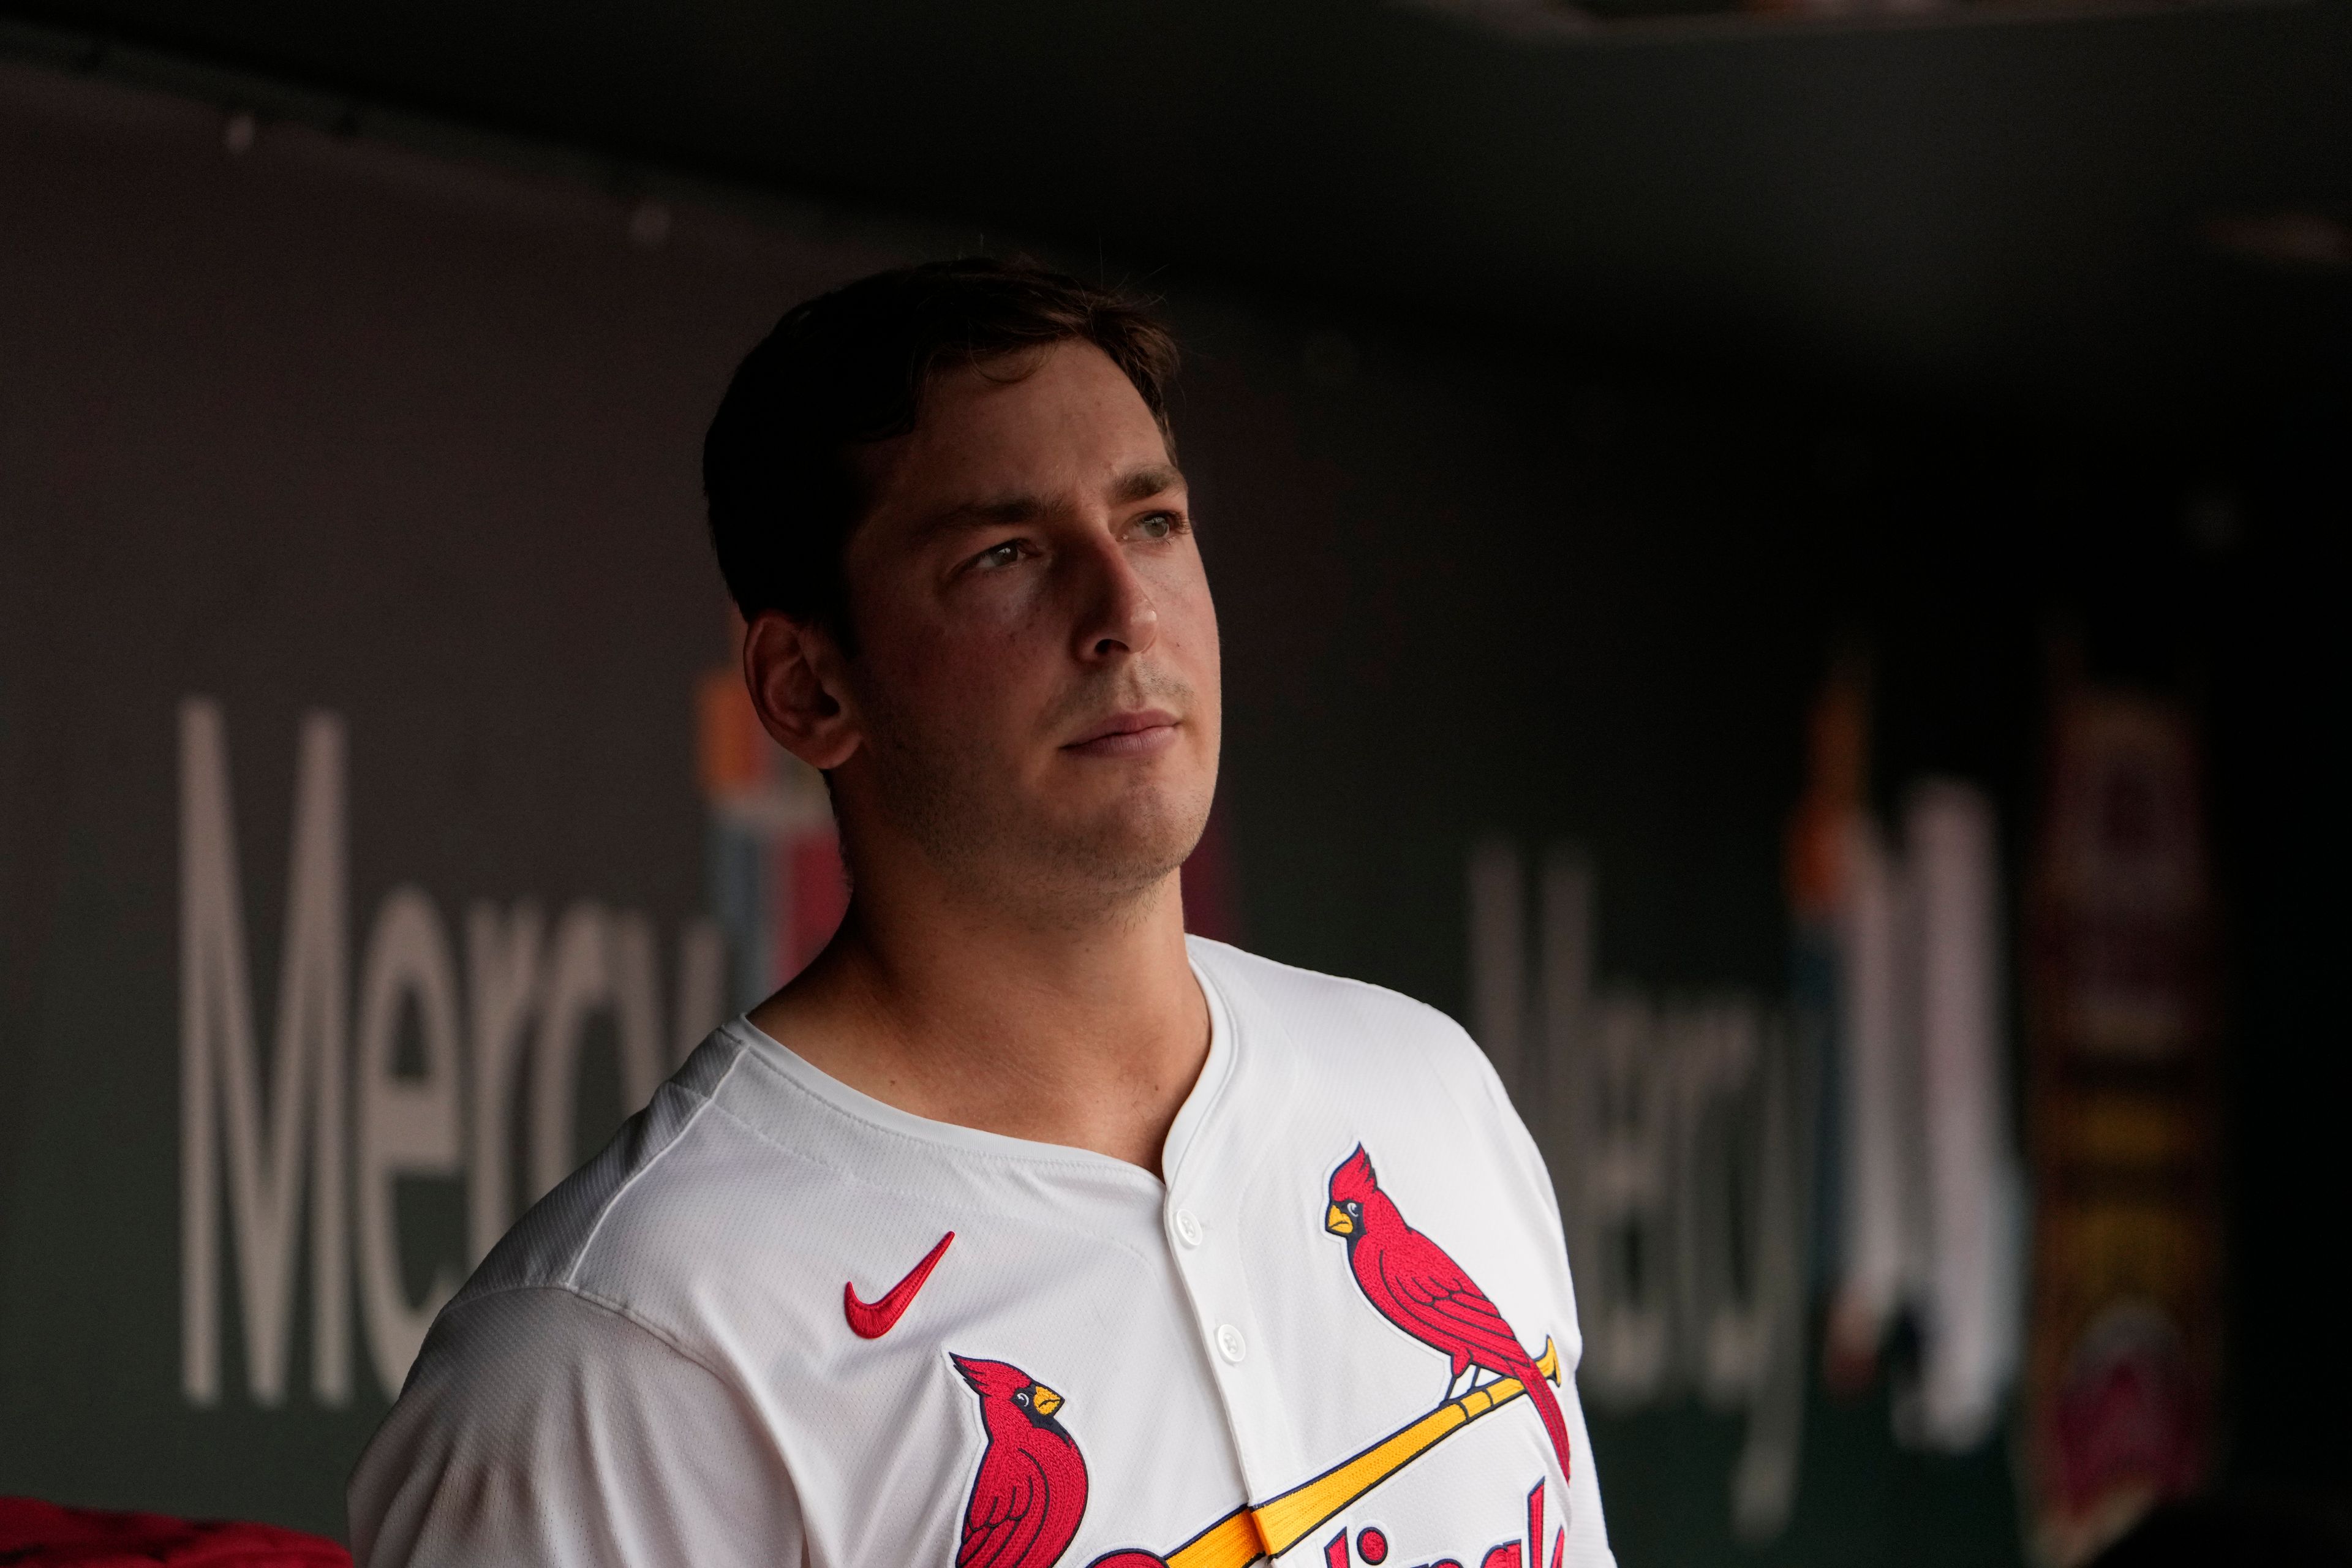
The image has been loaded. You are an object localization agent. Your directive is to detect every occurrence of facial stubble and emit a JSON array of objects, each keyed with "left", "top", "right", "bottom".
[{"left": 858, "top": 665, "right": 1216, "bottom": 927}]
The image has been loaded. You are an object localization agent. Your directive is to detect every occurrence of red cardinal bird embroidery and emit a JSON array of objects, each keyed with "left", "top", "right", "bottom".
[
  {"left": 952, "top": 1354, "right": 1090, "bottom": 1568},
  {"left": 1325, "top": 1145, "right": 1573, "bottom": 1482}
]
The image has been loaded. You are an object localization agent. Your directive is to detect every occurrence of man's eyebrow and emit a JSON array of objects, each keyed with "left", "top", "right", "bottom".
[
  {"left": 1113, "top": 463, "right": 1186, "bottom": 503},
  {"left": 927, "top": 496, "right": 1042, "bottom": 530},
  {"left": 903, "top": 493, "right": 1046, "bottom": 546},
  {"left": 915, "top": 464, "right": 1187, "bottom": 538}
]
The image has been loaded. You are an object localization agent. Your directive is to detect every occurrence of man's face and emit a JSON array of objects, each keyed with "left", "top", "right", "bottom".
[{"left": 831, "top": 339, "right": 1221, "bottom": 911}]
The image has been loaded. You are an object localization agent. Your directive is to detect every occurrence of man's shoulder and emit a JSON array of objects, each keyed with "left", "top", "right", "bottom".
[
  {"left": 1187, "top": 937, "right": 1507, "bottom": 1112},
  {"left": 452, "top": 1021, "right": 849, "bottom": 1327},
  {"left": 1189, "top": 935, "right": 1460, "bottom": 1033}
]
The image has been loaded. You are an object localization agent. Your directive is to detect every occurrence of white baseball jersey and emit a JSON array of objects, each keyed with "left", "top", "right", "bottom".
[{"left": 349, "top": 938, "right": 1616, "bottom": 1568}]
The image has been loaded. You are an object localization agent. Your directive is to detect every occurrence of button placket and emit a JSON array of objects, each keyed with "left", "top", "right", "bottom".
[
  {"left": 1167, "top": 1199, "right": 1252, "bottom": 1376},
  {"left": 1161, "top": 1182, "right": 1301, "bottom": 1498}
]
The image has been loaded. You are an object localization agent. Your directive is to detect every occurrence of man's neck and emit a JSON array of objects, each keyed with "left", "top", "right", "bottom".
[{"left": 745, "top": 864, "right": 1210, "bottom": 1178}]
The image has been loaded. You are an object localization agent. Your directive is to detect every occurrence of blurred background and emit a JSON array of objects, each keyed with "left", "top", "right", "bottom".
[{"left": 0, "top": 0, "right": 2345, "bottom": 1562}]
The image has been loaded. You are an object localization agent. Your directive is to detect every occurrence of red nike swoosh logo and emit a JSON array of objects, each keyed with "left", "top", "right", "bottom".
[{"left": 843, "top": 1231, "right": 956, "bottom": 1339}]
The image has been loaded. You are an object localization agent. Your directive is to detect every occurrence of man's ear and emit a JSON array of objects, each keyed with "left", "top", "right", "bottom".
[{"left": 742, "top": 610, "right": 861, "bottom": 771}]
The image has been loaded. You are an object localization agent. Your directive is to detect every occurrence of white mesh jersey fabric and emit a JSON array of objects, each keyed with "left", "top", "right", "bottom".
[{"left": 349, "top": 938, "right": 1617, "bottom": 1568}]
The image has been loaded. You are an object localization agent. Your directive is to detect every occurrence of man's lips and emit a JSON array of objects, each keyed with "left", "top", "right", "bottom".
[{"left": 1062, "top": 708, "right": 1181, "bottom": 758}]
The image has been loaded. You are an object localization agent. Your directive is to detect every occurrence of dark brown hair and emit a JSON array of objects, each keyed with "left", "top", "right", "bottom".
[{"left": 703, "top": 258, "right": 1181, "bottom": 640}]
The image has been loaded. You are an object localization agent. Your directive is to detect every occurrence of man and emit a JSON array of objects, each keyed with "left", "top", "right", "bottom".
[{"left": 349, "top": 259, "right": 1615, "bottom": 1568}]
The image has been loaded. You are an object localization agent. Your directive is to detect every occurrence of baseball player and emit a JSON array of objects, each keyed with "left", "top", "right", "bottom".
[{"left": 348, "top": 259, "right": 1616, "bottom": 1568}]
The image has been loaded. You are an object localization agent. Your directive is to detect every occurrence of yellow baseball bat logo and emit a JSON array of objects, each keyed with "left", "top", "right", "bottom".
[{"left": 1127, "top": 1336, "right": 1562, "bottom": 1568}]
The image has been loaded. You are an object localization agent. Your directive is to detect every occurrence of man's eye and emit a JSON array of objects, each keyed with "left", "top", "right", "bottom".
[
  {"left": 1136, "top": 513, "right": 1176, "bottom": 540},
  {"left": 974, "top": 541, "right": 1023, "bottom": 570}
]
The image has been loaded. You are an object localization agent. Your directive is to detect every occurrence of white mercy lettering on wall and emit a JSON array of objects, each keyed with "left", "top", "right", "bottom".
[
  {"left": 1811, "top": 782, "right": 2022, "bottom": 1452},
  {"left": 1469, "top": 846, "right": 1811, "bottom": 1542},
  {"left": 178, "top": 698, "right": 725, "bottom": 1408},
  {"left": 1471, "top": 785, "right": 2021, "bottom": 1544}
]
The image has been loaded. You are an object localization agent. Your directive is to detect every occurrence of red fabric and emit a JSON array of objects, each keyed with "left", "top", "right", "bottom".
[{"left": 0, "top": 1498, "right": 349, "bottom": 1566}]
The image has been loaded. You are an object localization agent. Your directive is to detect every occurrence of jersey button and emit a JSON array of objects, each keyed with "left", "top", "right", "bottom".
[
  {"left": 1215, "top": 1323, "right": 1248, "bottom": 1364},
  {"left": 1174, "top": 1208, "right": 1205, "bottom": 1248}
]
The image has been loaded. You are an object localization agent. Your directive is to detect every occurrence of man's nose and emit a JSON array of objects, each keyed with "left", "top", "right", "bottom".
[{"left": 1069, "top": 535, "right": 1159, "bottom": 662}]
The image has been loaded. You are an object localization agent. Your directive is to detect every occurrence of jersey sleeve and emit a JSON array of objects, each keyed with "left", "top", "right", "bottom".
[{"left": 348, "top": 1284, "right": 802, "bottom": 1568}]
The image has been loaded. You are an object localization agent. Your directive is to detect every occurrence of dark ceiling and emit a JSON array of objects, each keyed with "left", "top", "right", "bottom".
[{"left": 9, "top": 0, "right": 2351, "bottom": 419}]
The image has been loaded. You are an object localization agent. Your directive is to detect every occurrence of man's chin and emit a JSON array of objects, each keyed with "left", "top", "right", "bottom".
[
  {"left": 872, "top": 743, "right": 1215, "bottom": 911},
  {"left": 1031, "top": 796, "right": 1212, "bottom": 899}
]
